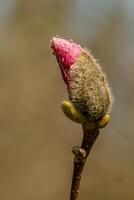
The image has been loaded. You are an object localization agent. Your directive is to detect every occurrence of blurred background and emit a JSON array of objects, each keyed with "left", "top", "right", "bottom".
[{"left": 0, "top": 0, "right": 134, "bottom": 199}]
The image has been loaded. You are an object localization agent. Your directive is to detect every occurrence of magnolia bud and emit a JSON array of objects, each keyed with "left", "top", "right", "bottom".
[{"left": 50, "top": 37, "right": 113, "bottom": 122}]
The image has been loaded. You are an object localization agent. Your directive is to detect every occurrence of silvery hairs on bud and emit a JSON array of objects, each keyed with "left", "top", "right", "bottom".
[{"left": 68, "top": 51, "right": 113, "bottom": 122}]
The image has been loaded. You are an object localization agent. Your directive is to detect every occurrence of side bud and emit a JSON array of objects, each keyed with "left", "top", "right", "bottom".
[{"left": 61, "top": 100, "right": 86, "bottom": 124}]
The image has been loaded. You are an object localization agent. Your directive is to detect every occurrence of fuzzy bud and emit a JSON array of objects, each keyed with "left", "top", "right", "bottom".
[{"left": 50, "top": 37, "right": 113, "bottom": 122}]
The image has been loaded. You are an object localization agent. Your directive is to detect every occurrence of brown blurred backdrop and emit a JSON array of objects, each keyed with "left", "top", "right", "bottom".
[{"left": 0, "top": 0, "right": 134, "bottom": 199}]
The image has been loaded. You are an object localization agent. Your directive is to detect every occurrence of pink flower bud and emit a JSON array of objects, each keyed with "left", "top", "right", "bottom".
[
  {"left": 50, "top": 37, "right": 84, "bottom": 84},
  {"left": 50, "top": 37, "right": 113, "bottom": 121}
]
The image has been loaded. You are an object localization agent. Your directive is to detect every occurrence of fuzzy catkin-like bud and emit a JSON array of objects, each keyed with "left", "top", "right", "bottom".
[{"left": 50, "top": 37, "right": 113, "bottom": 122}]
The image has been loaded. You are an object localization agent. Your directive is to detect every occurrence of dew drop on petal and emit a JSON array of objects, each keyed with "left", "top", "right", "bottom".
[
  {"left": 61, "top": 44, "right": 65, "bottom": 48},
  {"left": 65, "top": 48, "right": 69, "bottom": 53},
  {"left": 61, "top": 57, "right": 65, "bottom": 62}
]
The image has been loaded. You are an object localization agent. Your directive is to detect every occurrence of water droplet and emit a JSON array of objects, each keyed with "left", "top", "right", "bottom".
[
  {"left": 62, "top": 44, "right": 65, "bottom": 48},
  {"left": 61, "top": 57, "right": 65, "bottom": 62},
  {"left": 65, "top": 48, "right": 69, "bottom": 53}
]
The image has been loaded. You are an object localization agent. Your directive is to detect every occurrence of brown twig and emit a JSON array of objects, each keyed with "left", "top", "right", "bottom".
[{"left": 70, "top": 123, "right": 100, "bottom": 200}]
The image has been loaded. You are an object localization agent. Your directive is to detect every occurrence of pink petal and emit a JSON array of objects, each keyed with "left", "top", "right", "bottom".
[{"left": 50, "top": 37, "right": 84, "bottom": 83}]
